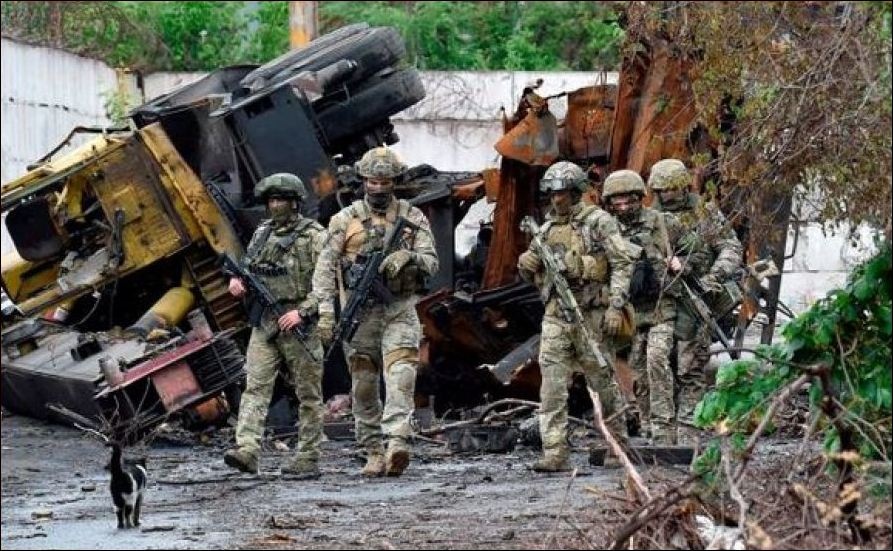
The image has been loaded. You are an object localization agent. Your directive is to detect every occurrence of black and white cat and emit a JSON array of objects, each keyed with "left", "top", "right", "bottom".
[{"left": 109, "top": 443, "right": 147, "bottom": 529}]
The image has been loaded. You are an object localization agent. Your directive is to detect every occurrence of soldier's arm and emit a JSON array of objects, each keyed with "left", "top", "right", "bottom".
[
  {"left": 311, "top": 214, "right": 347, "bottom": 317},
  {"left": 408, "top": 206, "right": 439, "bottom": 277},
  {"left": 299, "top": 225, "right": 328, "bottom": 315},
  {"left": 706, "top": 206, "right": 743, "bottom": 280},
  {"left": 596, "top": 213, "right": 639, "bottom": 306}
]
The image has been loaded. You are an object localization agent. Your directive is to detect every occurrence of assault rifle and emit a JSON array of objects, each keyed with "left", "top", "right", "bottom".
[
  {"left": 325, "top": 216, "right": 420, "bottom": 362},
  {"left": 679, "top": 275, "right": 734, "bottom": 354},
  {"left": 520, "top": 215, "right": 609, "bottom": 369},
  {"left": 221, "top": 253, "right": 319, "bottom": 359}
]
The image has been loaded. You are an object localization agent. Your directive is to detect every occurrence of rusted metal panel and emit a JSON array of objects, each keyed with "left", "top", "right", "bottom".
[
  {"left": 559, "top": 84, "right": 617, "bottom": 161},
  {"left": 151, "top": 361, "right": 203, "bottom": 411}
]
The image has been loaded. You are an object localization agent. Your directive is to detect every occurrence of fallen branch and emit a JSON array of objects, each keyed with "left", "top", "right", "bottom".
[{"left": 588, "top": 388, "right": 650, "bottom": 502}]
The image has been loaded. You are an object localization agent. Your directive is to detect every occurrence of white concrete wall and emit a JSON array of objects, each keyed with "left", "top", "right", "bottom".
[{"left": 0, "top": 39, "right": 881, "bottom": 315}]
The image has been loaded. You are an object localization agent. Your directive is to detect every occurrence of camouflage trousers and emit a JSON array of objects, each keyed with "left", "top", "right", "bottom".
[
  {"left": 629, "top": 320, "right": 676, "bottom": 444},
  {"left": 235, "top": 327, "right": 324, "bottom": 462},
  {"left": 538, "top": 310, "right": 623, "bottom": 460},
  {"left": 675, "top": 323, "right": 711, "bottom": 439},
  {"left": 345, "top": 296, "right": 420, "bottom": 454}
]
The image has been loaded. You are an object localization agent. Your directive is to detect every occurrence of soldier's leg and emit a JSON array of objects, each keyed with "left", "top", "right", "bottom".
[
  {"left": 676, "top": 324, "right": 711, "bottom": 444},
  {"left": 578, "top": 345, "right": 625, "bottom": 438},
  {"left": 280, "top": 334, "right": 325, "bottom": 473},
  {"left": 346, "top": 306, "right": 386, "bottom": 466},
  {"left": 646, "top": 320, "right": 676, "bottom": 444},
  {"left": 535, "top": 317, "right": 574, "bottom": 470},
  {"left": 227, "top": 329, "right": 279, "bottom": 472},
  {"left": 628, "top": 329, "right": 650, "bottom": 436},
  {"left": 381, "top": 299, "right": 422, "bottom": 476}
]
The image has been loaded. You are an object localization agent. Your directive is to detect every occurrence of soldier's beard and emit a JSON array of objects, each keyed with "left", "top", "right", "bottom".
[
  {"left": 270, "top": 204, "right": 294, "bottom": 225},
  {"left": 366, "top": 192, "right": 393, "bottom": 213}
]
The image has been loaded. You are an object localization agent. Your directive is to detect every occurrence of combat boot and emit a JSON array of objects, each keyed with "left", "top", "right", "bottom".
[
  {"left": 385, "top": 438, "right": 411, "bottom": 477},
  {"left": 361, "top": 452, "right": 386, "bottom": 477},
  {"left": 223, "top": 448, "right": 258, "bottom": 474},
  {"left": 532, "top": 454, "right": 572, "bottom": 472},
  {"left": 282, "top": 458, "right": 321, "bottom": 480}
]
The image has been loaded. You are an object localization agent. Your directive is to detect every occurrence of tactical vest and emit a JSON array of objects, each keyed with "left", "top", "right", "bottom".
[
  {"left": 538, "top": 204, "right": 608, "bottom": 310},
  {"left": 341, "top": 199, "right": 420, "bottom": 296},
  {"left": 620, "top": 209, "right": 669, "bottom": 307},
  {"left": 244, "top": 216, "right": 321, "bottom": 306}
]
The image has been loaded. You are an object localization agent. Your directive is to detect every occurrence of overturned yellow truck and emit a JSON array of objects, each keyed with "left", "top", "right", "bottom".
[{"left": 0, "top": 24, "right": 485, "bottom": 439}]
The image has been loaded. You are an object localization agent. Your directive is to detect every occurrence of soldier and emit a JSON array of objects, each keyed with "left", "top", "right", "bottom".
[
  {"left": 649, "top": 159, "right": 742, "bottom": 443},
  {"left": 518, "top": 161, "right": 638, "bottom": 472},
  {"left": 223, "top": 173, "right": 327, "bottom": 478},
  {"left": 312, "top": 147, "right": 439, "bottom": 477},
  {"left": 601, "top": 169, "right": 682, "bottom": 445}
]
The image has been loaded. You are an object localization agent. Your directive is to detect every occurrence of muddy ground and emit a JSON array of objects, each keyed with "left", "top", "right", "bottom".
[{"left": 1, "top": 412, "right": 643, "bottom": 550}]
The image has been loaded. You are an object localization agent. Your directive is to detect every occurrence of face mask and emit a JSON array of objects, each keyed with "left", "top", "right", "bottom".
[
  {"left": 269, "top": 203, "right": 293, "bottom": 224},
  {"left": 659, "top": 190, "right": 686, "bottom": 210}
]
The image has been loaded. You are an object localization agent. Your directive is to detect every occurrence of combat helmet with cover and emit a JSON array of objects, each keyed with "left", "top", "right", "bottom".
[
  {"left": 602, "top": 169, "right": 646, "bottom": 199},
  {"left": 254, "top": 173, "right": 308, "bottom": 201},
  {"left": 355, "top": 147, "right": 407, "bottom": 180},
  {"left": 539, "top": 161, "right": 588, "bottom": 193},
  {"left": 648, "top": 159, "right": 691, "bottom": 191}
]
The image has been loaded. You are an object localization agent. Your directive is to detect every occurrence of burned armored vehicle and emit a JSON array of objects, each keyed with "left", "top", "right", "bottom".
[{"left": 0, "top": 24, "right": 485, "bottom": 437}]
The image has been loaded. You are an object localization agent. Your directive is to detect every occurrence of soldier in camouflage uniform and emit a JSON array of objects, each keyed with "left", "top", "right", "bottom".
[
  {"left": 312, "top": 147, "right": 439, "bottom": 477},
  {"left": 223, "top": 173, "right": 327, "bottom": 478},
  {"left": 649, "top": 159, "right": 742, "bottom": 443},
  {"left": 518, "top": 162, "right": 638, "bottom": 472},
  {"left": 602, "top": 169, "right": 684, "bottom": 445}
]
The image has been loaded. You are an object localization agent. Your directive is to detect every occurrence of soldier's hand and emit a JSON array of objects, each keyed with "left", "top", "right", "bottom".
[
  {"left": 563, "top": 250, "right": 584, "bottom": 279},
  {"left": 379, "top": 249, "right": 415, "bottom": 279},
  {"left": 317, "top": 311, "right": 335, "bottom": 346},
  {"left": 580, "top": 255, "right": 609, "bottom": 282},
  {"left": 518, "top": 251, "right": 542, "bottom": 274},
  {"left": 228, "top": 277, "right": 246, "bottom": 298},
  {"left": 603, "top": 306, "right": 624, "bottom": 336},
  {"left": 667, "top": 255, "right": 683, "bottom": 273},
  {"left": 278, "top": 310, "right": 302, "bottom": 331}
]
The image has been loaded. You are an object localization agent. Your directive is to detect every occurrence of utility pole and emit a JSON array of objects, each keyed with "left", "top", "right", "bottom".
[{"left": 289, "top": 1, "right": 318, "bottom": 49}]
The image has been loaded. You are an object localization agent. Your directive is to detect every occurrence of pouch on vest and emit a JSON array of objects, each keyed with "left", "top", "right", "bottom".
[{"left": 629, "top": 253, "right": 661, "bottom": 306}]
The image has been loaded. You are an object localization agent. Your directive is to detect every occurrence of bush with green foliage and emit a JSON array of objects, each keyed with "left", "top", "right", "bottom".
[{"left": 694, "top": 241, "right": 892, "bottom": 473}]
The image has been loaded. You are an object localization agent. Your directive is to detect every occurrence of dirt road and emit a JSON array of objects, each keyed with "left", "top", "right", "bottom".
[{"left": 2, "top": 413, "right": 624, "bottom": 549}]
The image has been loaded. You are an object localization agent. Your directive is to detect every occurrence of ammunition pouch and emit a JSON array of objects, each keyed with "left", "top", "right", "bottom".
[
  {"left": 674, "top": 303, "right": 699, "bottom": 341},
  {"left": 705, "top": 279, "right": 742, "bottom": 318},
  {"left": 629, "top": 256, "right": 661, "bottom": 307}
]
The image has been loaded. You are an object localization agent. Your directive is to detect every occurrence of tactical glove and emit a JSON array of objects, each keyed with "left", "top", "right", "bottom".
[
  {"left": 603, "top": 306, "right": 625, "bottom": 337},
  {"left": 518, "top": 250, "right": 542, "bottom": 274},
  {"left": 563, "top": 250, "right": 584, "bottom": 279},
  {"left": 699, "top": 273, "right": 722, "bottom": 293},
  {"left": 379, "top": 250, "right": 415, "bottom": 279}
]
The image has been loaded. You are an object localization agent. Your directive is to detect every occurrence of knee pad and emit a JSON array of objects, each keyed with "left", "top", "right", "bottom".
[{"left": 383, "top": 348, "right": 418, "bottom": 374}]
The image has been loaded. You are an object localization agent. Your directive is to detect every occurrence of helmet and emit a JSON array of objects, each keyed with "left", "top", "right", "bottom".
[
  {"left": 648, "top": 159, "right": 691, "bottom": 191},
  {"left": 539, "top": 161, "right": 588, "bottom": 193},
  {"left": 602, "top": 170, "right": 645, "bottom": 199},
  {"left": 355, "top": 147, "right": 406, "bottom": 180},
  {"left": 254, "top": 173, "right": 307, "bottom": 201}
]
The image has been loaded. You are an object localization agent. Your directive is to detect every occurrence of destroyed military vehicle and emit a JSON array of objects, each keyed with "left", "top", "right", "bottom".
[
  {"left": 2, "top": 24, "right": 783, "bottom": 440},
  {"left": 0, "top": 23, "right": 486, "bottom": 439}
]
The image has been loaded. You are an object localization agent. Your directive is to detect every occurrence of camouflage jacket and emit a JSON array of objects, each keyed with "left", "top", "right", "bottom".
[
  {"left": 617, "top": 207, "right": 684, "bottom": 326},
  {"left": 312, "top": 198, "right": 439, "bottom": 317},
  {"left": 519, "top": 203, "right": 638, "bottom": 315},
  {"left": 243, "top": 213, "right": 327, "bottom": 319},
  {"left": 654, "top": 192, "right": 742, "bottom": 281}
]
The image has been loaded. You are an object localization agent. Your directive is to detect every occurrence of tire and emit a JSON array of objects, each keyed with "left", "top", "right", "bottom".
[
  {"left": 240, "top": 26, "right": 406, "bottom": 93},
  {"left": 314, "top": 68, "right": 426, "bottom": 143}
]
